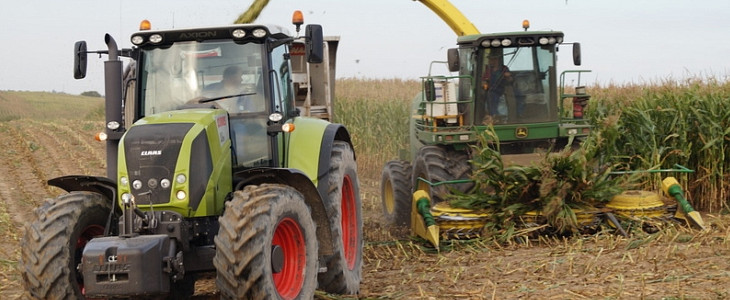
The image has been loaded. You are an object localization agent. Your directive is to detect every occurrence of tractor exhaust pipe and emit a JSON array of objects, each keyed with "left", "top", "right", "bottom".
[{"left": 104, "top": 34, "right": 123, "bottom": 180}]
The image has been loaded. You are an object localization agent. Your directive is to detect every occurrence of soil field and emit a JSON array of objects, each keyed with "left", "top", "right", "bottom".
[{"left": 1, "top": 118, "right": 730, "bottom": 299}]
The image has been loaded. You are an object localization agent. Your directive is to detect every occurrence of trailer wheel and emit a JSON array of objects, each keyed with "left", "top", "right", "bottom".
[
  {"left": 412, "top": 146, "right": 473, "bottom": 203},
  {"left": 19, "top": 192, "right": 116, "bottom": 300},
  {"left": 214, "top": 184, "right": 317, "bottom": 300},
  {"left": 318, "top": 141, "right": 363, "bottom": 295},
  {"left": 381, "top": 160, "right": 413, "bottom": 226}
]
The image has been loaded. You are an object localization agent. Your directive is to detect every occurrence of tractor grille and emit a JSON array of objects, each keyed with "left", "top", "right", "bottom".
[{"left": 124, "top": 123, "right": 193, "bottom": 205}]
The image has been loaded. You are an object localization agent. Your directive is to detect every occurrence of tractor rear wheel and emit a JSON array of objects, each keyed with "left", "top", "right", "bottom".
[
  {"left": 214, "top": 184, "right": 318, "bottom": 300},
  {"left": 19, "top": 192, "right": 116, "bottom": 300},
  {"left": 318, "top": 141, "right": 363, "bottom": 295},
  {"left": 412, "top": 146, "right": 473, "bottom": 203},
  {"left": 380, "top": 160, "right": 412, "bottom": 226}
]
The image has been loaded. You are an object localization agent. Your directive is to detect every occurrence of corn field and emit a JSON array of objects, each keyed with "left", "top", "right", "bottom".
[{"left": 335, "top": 77, "right": 730, "bottom": 213}]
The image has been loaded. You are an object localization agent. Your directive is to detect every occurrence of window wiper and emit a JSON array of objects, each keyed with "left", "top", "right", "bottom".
[{"left": 198, "top": 92, "right": 256, "bottom": 103}]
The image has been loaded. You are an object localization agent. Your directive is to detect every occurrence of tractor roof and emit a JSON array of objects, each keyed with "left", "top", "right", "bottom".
[{"left": 130, "top": 24, "right": 292, "bottom": 48}]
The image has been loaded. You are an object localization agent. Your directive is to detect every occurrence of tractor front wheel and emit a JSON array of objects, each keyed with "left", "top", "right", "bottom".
[
  {"left": 380, "top": 160, "right": 412, "bottom": 226},
  {"left": 214, "top": 184, "right": 318, "bottom": 300},
  {"left": 20, "top": 192, "right": 116, "bottom": 300}
]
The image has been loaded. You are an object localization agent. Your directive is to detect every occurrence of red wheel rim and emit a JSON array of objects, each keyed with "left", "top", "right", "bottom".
[
  {"left": 272, "top": 217, "right": 306, "bottom": 300},
  {"left": 76, "top": 225, "right": 105, "bottom": 296},
  {"left": 340, "top": 174, "right": 358, "bottom": 270}
]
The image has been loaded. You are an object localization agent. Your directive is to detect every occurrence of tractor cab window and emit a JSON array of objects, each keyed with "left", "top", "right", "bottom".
[
  {"left": 139, "top": 41, "right": 266, "bottom": 116},
  {"left": 139, "top": 41, "right": 273, "bottom": 168},
  {"left": 477, "top": 45, "right": 557, "bottom": 124}
]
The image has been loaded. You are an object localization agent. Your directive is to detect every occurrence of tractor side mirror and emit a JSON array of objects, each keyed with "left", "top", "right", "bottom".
[
  {"left": 305, "top": 24, "right": 324, "bottom": 64},
  {"left": 74, "top": 41, "right": 88, "bottom": 79},
  {"left": 424, "top": 78, "right": 436, "bottom": 102},
  {"left": 572, "top": 42, "right": 582, "bottom": 66},
  {"left": 447, "top": 48, "right": 459, "bottom": 72}
]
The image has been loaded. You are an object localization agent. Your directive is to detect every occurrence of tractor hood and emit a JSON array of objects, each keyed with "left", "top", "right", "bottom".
[{"left": 117, "top": 109, "right": 232, "bottom": 217}]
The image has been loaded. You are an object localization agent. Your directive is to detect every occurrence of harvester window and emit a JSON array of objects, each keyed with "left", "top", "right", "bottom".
[{"left": 477, "top": 46, "right": 556, "bottom": 124}]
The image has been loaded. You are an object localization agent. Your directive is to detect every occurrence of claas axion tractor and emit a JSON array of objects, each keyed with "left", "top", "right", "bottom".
[{"left": 20, "top": 12, "right": 362, "bottom": 299}]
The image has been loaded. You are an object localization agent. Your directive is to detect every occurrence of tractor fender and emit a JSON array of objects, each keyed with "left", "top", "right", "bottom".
[
  {"left": 233, "top": 167, "right": 336, "bottom": 256},
  {"left": 315, "top": 123, "right": 353, "bottom": 202},
  {"left": 48, "top": 175, "right": 118, "bottom": 208}
]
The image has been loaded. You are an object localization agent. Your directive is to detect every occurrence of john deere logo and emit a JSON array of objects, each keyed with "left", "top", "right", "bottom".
[{"left": 515, "top": 127, "right": 528, "bottom": 139}]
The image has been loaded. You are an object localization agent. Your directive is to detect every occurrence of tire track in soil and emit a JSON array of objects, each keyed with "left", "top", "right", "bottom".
[
  {"left": 0, "top": 122, "right": 34, "bottom": 300},
  {"left": 24, "top": 120, "right": 106, "bottom": 178}
]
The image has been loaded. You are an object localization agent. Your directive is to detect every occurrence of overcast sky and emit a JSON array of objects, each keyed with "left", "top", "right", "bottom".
[{"left": 1, "top": 0, "right": 729, "bottom": 95}]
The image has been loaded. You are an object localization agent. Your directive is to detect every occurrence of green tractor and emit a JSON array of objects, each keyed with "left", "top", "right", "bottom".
[
  {"left": 381, "top": 20, "right": 591, "bottom": 227},
  {"left": 20, "top": 14, "right": 362, "bottom": 299}
]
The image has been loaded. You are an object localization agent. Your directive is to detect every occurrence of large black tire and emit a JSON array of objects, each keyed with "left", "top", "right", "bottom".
[
  {"left": 318, "top": 141, "right": 363, "bottom": 295},
  {"left": 412, "top": 146, "right": 473, "bottom": 203},
  {"left": 380, "top": 160, "right": 413, "bottom": 227},
  {"left": 214, "top": 184, "right": 318, "bottom": 300},
  {"left": 19, "top": 192, "right": 116, "bottom": 300}
]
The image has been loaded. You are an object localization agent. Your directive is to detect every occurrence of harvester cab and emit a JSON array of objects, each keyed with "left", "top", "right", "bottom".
[
  {"left": 22, "top": 12, "right": 363, "bottom": 299},
  {"left": 415, "top": 21, "right": 591, "bottom": 158}
]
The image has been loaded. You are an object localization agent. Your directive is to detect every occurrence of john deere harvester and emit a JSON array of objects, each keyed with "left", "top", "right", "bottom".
[
  {"left": 20, "top": 13, "right": 362, "bottom": 299},
  {"left": 382, "top": 1, "right": 590, "bottom": 227},
  {"left": 382, "top": 1, "right": 705, "bottom": 247}
]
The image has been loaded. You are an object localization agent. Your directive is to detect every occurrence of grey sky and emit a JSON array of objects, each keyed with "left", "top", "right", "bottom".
[{"left": 1, "top": 0, "right": 729, "bottom": 95}]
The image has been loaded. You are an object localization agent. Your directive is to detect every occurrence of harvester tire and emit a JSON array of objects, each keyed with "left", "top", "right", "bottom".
[
  {"left": 380, "top": 160, "right": 413, "bottom": 226},
  {"left": 19, "top": 192, "right": 116, "bottom": 300},
  {"left": 318, "top": 141, "right": 363, "bottom": 295},
  {"left": 214, "top": 184, "right": 318, "bottom": 300},
  {"left": 412, "top": 146, "right": 473, "bottom": 203}
]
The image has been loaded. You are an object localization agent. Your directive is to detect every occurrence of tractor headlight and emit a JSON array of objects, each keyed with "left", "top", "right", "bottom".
[
  {"left": 121, "top": 193, "right": 133, "bottom": 204},
  {"left": 120, "top": 176, "right": 129, "bottom": 186},
  {"left": 568, "top": 128, "right": 578, "bottom": 135},
  {"left": 149, "top": 34, "right": 163, "bottom": 44},
  {"left": 176, "top": 174, "right": 187, "bottom": 184},
  {"left": 501, "top": 39, "right": 512, "bottom": 47},
  {"left": 160, "top": 178, "right": 171, "bottom": 189},
  {"left": 176, "top": 190, "right": 186, "bottom": 200},
  {"left": 490, "top": 39, "right": 501, "bottom": 47},
  {"left": 252, "top": 28, "right": 267, "bottom": 38},
  {"left": 131, "top": 35, "right": 144, "bottom": 45},
  {"left": 232, "top": 29, "right": 246, "bottom": 38},
  {"left": 132, "top": 180, "right": 142, "bottom": 190},
  {"left": 539, "top": 37, "right": 549, "bottom": 45},
  {"left": 269, "top": 112, "right": 284, "bottom": 122},
  {"left": 107, "top": 121, "right": 120, "bottom": 130}
]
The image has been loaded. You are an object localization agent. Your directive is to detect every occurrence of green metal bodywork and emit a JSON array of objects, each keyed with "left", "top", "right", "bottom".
[
  {"left": 286, "top": 117, "right": 330, "bottom": 185},
  {"left": 116, "top": 109, "right": 333, "bottom": 218},
  {"left": 117, "top": 109, "right": 232, "bottom": 217}
]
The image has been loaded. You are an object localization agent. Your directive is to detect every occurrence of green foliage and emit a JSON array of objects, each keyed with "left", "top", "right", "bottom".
[
  {"left": 450, "top": 126, "right": 631, "bottom": 235},
  {"left": 80, "top": 91, "right": 102, "bottom": 97},
  {"left": 587, "top": 78, "right": 730, "bottom": 211}
]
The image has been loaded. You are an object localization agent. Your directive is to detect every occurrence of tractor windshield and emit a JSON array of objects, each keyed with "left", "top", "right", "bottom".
[
  {"left": 477, "top": 45, "right": 557, "bottom": 124},
  {"left": 138, "top": 41, "right": 265, "bottom": 116}
]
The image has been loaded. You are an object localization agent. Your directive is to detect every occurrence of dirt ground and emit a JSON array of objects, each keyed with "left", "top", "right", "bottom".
[{"left": 1, "top": 119, "right": 729, "bottom": 299}]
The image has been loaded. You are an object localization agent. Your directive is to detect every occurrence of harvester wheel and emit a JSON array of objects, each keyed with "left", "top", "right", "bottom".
[
  {"left": 380, "top": 160, "right": 413, "bottom": 226},
  {"left": 318, "top": 141, "right": 363, "bottom": 295},
  {"left": 19, "top": 192, "right": 116, "bottom": 300},
  {"left": 214, "top": 184, "right": 317, "bottom": 300},
  {"left": 412, "top": 146, "right": 473, "bottom": 203}
]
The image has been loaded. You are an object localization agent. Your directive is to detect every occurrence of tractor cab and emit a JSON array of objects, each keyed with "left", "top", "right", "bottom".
[{"left": 125, "top": 23, "right": 323, "bottom": 169}]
